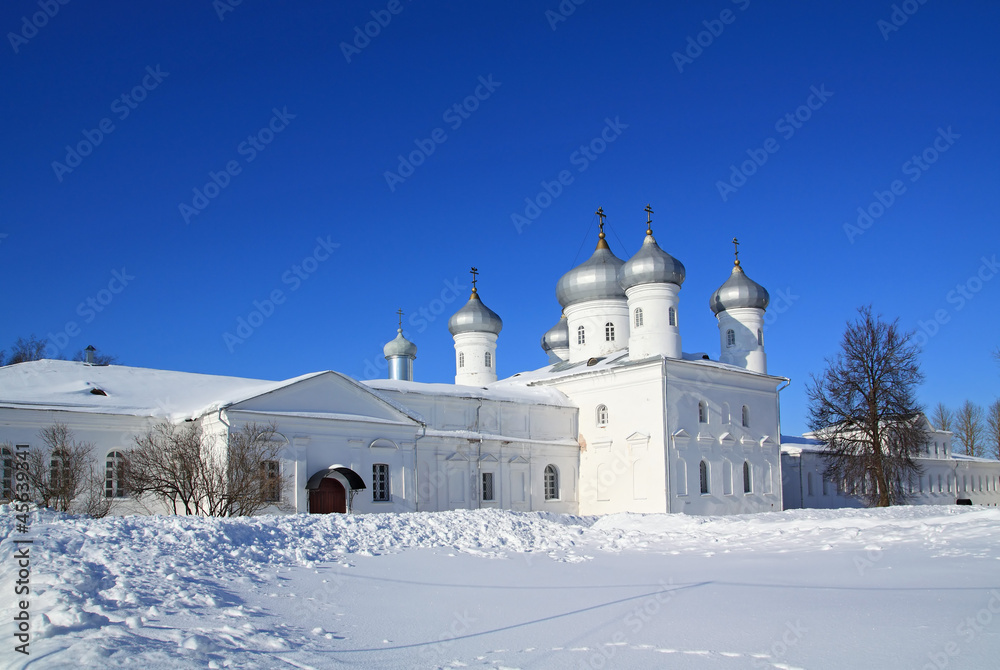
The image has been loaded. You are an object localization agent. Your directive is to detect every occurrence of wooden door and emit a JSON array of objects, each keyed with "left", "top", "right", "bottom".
[{"left": 309, "top": 478, "right": 347, "bottom": 514}]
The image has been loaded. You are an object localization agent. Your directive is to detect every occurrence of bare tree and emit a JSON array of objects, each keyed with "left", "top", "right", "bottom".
[
  {"left": 3, "top": 335, "right": 49, "bottom": 366},
  {"left": 931, "top": 402, "right": 953, "bottom": 432},
  {"left": 807, "top": 306, "right": 928, "bottom": 507},
  {"left": 125, "top": 420, "right": 287, "bottom": 516},
  {"left": 23, "top": 424, "right": 95, "bottom": 511},
  {"left": 985, "top": 399, "right": 1000, "bottom": 461},
  {"left": 954, "top": 401, "right": 985, "bottom": 457}
]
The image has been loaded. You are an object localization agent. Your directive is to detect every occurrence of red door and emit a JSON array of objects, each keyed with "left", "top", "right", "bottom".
[{"left": 309, "top": 478, "right": 347, "bottom": 514}]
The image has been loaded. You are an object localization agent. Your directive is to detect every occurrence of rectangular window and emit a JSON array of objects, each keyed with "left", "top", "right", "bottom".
[
  {"left": 262, "top": 460, "right": 280, "bottom": 502},
  {"left": 482, "top": 472, "right": 494, "bottom": 501},
  {"left": 373, "top": 463, "right": 390, "bottom": 502}
]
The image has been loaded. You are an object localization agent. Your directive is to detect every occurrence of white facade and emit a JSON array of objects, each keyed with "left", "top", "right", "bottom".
[
  {"left": 453, "top": 332, "right": 499, "bottom": 387},
  {"left": 564, "top": 299, "right": 630, "bottom": 363},
  {"left": 7, "top": 219, "right": 991, "bottom": 518},
  {"left": 625, "top": 282, "right": 682, "bottom": 360},
  {"left": 781, "top": 429, "right": 1000, "bottom": 509}
]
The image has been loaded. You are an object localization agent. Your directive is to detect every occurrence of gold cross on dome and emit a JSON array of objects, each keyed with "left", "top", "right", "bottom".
[
  {"left": 733, "top": 237, "right": 740, "bottom": 264},
  {"left": 595, "top": 206, "right": 606, "bottom": 236},
  {"left": 644, "top": 204, "right": 654, "bottom": 232},
  {"left": 396, "top": 309, "right": 403, "bottom": 329},
  {"left": 470, "top": 266, "right": 479, "bottom": 290}
]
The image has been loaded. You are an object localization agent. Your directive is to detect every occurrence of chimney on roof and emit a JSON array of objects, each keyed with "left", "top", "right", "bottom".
[{"left": 85, "top": 345, "right": 96, "bottom": 365}]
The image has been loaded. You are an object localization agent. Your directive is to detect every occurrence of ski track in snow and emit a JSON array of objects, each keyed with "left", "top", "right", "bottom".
[{"left": 2, "top": 505, "right": 999, "bottom": 669}]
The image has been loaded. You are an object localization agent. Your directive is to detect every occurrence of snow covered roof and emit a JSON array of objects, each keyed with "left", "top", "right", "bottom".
[
  {"left": 0, "top": 360, "right": 321, "bottom": 421},
  {"left": 494, "top": 349, "right": 788, "bottom": 389},
  {"left": 780, "top": 434, "right": 826, "bottom": 454},
  {"left": 363, "top": 378, "right": 575, "bottom": 408}
]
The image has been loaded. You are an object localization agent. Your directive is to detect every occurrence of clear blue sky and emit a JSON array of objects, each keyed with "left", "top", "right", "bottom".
[{"left": 2, "top": 0, "right": 998, "bottom": 435}]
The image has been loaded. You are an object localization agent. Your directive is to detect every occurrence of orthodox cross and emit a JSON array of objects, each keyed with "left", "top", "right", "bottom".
[
  {"left": 644, "top": 204, "right": 654, "bottom": 233},
  {"left": 396, "top": 309, "right": 403, "bottom": 329},
  {"left": 595, "top": 206, "right": 606, "bottom": 237},
  {"left": 733, "top": 237, "right": 740, "bottom": 264},
  {"left": 470, "top": 266, "right": 479, "bottom": 291}
]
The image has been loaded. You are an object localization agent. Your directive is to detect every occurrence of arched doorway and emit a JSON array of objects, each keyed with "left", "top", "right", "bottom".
[
  {"left": 310, "top": 478, "right": 346, "bottom": 514},
  {"left": 306, "top": 466, "right": 367, "bottom": 514}
]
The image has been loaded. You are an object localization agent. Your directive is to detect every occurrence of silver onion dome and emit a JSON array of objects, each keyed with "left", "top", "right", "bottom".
[
  {"left": 448, "top": 289, "right": 503, "bottom": 335},
  {"left": 619, "top": 229, "right": 686, "bottom": 290},
  {"left": 710, "top": 261, "right": 770, "bottom": 314},
  {"left": 383, "top": 329, "right": 417, "bottom": 359},
  {"left": 556, "top": 236, "right": 626, "bottom": 308},
  {"left": 540, "top": 314, "right": 569, "bottom": 353}
]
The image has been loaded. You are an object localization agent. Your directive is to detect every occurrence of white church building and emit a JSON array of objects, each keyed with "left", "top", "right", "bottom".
[{"left": 2, "top": 207, "right": 996, "bottom": 515}]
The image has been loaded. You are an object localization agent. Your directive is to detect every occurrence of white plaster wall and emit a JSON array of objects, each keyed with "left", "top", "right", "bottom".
[
  {"left": 665, "top": 360, "right": 783, "bottom": 516},
  {"left": 564, "top": 299, "right": 630, "bottom": 363},
  {"left": 626, "top": 282, "right": 681, "bottom": 360}
]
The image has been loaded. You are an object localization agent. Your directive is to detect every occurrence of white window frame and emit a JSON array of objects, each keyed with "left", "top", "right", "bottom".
[
  {"left": 596, "top": 404, "right": 609, "bottom": 427},
  {"left": 543, "top": 464, "right": 559, "bottom": 500}
]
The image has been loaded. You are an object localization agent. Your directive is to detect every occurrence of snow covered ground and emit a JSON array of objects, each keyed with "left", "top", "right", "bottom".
[{"left": 2, "top": 506, "right": 999, "bottom": 669}]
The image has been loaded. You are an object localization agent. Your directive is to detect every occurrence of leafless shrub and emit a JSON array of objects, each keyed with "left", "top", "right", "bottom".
[{"left": 125, "top": 420, "right": 288, "bottom": 516}]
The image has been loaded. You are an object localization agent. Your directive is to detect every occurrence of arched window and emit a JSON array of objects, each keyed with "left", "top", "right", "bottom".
[
  {"left": 1, "top": 446, "right": 12, "bottom": 500},
  {"left": 105, "top": 451, "right": 127, "bottom": 499},
  {"left": 721, "top": 402, "right": 731, "bottom": 425},
  {"left": 726, "top": 329, "right": 735, "bottom": 347},
  {"left": 699, "top": 460, "right": 709, "bottom": 495},
  {"left": 634, "top": 308, "right": 643, "bottom": 328},
  {"left": 596, "top": 404, "right": 609, "bottom": 426},
  {"left": 723, "top": 459, "right": 733, "bottom": 495},
  {"left": 764, "top": 463, "right": 773, "bottom": 494},
  {"left": 577, "top": 325, "right": 586, "bottom": 345},
  {"left": 807, "top": 472, "right": 815, "bottom": 496},
  {"left": 741, "top": 405, "right": 750, "bottom": 428},
  {"left": 605, "top": 322, "right": 615, "bottom": 342},
  {"left": 669, "top": 307, "right": 676, "bottom": 327},
  {"left": 458, "top": 351, "right": 465, "bottom": 368},
  {"left": 757, "top": 329, "right": 764, "bottom": 346},
  {"left": 372, "top": 463, "right": 390, "bottom": 501},
  {"left": 743, "top": 461, "right": 752, "bottom": 493},
  {"left": 698, "top": 401, "right": 708, "bottom": 424},
  {"left": 485, "top": 351, "right": 492, "bottom": 368},
  {"left": 544, "top": 465, "right": 559, "bottom": 500}
]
